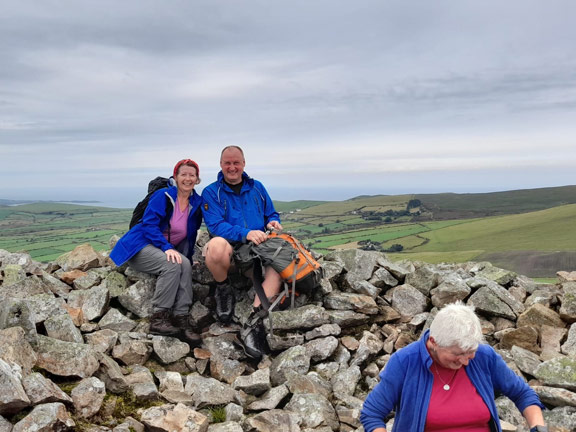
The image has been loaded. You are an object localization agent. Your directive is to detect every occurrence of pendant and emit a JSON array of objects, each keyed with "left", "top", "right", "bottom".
[{"left": 443, "top": 384, "right": 450, "bottom": 391}]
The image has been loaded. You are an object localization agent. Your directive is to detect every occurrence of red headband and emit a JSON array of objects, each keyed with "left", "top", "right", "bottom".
[{"left": 173, "top": 159, "right": 200, "bottom": 178}]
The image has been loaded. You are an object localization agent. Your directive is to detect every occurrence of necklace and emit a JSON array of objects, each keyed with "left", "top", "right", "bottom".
[{"left": 433, "top": 363, "right": 458, "bottom": 391}]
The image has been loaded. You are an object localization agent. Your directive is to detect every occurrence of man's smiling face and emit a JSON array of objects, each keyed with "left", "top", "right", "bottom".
[{"left": 220, "top": 147, "right": 245, "bottom": 185}]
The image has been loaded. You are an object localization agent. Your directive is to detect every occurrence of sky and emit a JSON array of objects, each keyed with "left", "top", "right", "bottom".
[{"left": 1, "top": 1, "right": 575, "bottom": 207}]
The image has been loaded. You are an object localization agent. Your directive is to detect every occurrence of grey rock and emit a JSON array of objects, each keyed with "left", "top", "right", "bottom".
[
  {"left": 82, "top": 285, "right": 110, "bottom": 321},
  {"left": 351, "top": 331, "right": 384, "bottom": 367},
  {"left": 534, "top": 357, "right": 576, "bottom": 391},
  {"left": 247, "top": 384, "right": 290, "bottom": 411},
  {"left": 510, "top": 345, "right": 542, "bottom": 376},
  {"left": 140, "top": 403, "right": 209, "bottom": 432},
  {"left": 55, "top": 244, "right": 102, "bottom": 272},
  {"left": 184, "top": 373, "right": 236, "bottom": 408},
  {"left": 0, "top": 415, "right": 12, "bottom": 432},
  {"left": 208, "top": 422, "right": 243, "bottom": 432},
  {"left": 350, "top": 280, "right": 381, "bottom": 298},
  {"left": 40, "top": 270, "right": 72, "bottom": 297},
  {"left": 469, "top": 262, "right": 516, "bottom": 286},
  {"left": 285, "top": 371, "right": 332, "bottom": 398},
  {"left": 98, "top": 308, "right": 137, "bottom": 333},
  {"left": 266, "top": 305, "right": 330, "bottom": 332},
  {"left": 84, "top": 329, "right": 119, "bottom": 354},
  {"left": 210, "top": 355, "right": 246, "bottom": 385},
  {"left": 112, "top": 340, "right": 153, "bottom": 366},
  {"left": 21, "top": 372, "right": 73, "bottom": 405},
  {"left": 304, "top": 336, "right": 339, "bottom": 363},
  {"left": 560, "top": 282, "right": 576, "bottom": 323},
  {"left": 71, "top": 377, "right": 106, "bottom": 418},
  {"left": 12, "top": 402, "right": 76, "bottom": 432},
  {"left": 155, "top": 371, "right": 184, "bottom": 393},
  {"left": 391, "top": 284, "right": 428, "bottom": 318},
  {"left": 561, "top": 323, "right": 576, "bottom": 356},
  {"left": 44, "top": 313, "right": 83, "bottom": 343},
  {"left": 544, "top": 406, "right": 576, "bottom": 431},
  {"left": 0, "top": 360, "right": 30, "bottom": 416},
  {"left": 323, "top": 291, "right": 379, "bottom": 315},
  {"left": 73, "top": 270, "right": 102, "bottom": 290},
  {"left": 331, "top": 365, "right": 361, "bottom": 396},
  {"left": 517, "top": 303, "right": 565, "bottom": 329},
  {"left": 35, "top": 335, "right": 99, "bottom": 378},
  {"left": 25, "top": 293, "right": 67, "bottom": 324},
  {"left": 103, "top": 271, "right": 128, "bottom": 298},
  {"left": 270, "top": 345, "right": 311, "bottom": 386},
  {"left": 326, "top": 310, "right": 369, "bottom": 327},
  {"left": 533, "top": 385, "right": 576, "bottom": 408},
  {"left": 94, "top": 354, "right": 130, "bottom": 394},
  {"left": 245, "top": 409, "right": 301, "bottom": 432},
  {"left": 233, "top": 367, "right": 271, "bottom": 396},
  {"left": 0, "top": 299, "right": 37, "bottom": 345},
  {"left": 152, "top": 335, "right": 190, "bottom": 364},
  {"left": 467, "top": 285, "right": 516, "bottom": 320},
  {"left": 430, "top": 274, "right": 471, "bottom": 307},
  {"left": 304, "top": 323, "right": 341, "bottom": 341},
  {"left": 224, "top": 403, "right": 244, "bottom": 422},
  {"left": 369, "top": 267, "right": 398, "bottom": 289},
  {"left": 0, "top": 327, "right": 37, "bottom": 374},
  {"left": 405, "top": 264, "right": 440, "bottom": 296},
  {"left": 285, "top": 393, "right": 338, "bottom": 430},
  {"left": 118, "top": 279, "right": 155, "bottom": 318}
]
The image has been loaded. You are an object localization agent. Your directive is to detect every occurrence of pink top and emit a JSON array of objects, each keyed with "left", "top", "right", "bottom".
[
  {"left": 425, "top": 362, "right": 491, "bottom": 431},
  {"left": 163, "top": 199, "right": 188, "bottom": 246}
]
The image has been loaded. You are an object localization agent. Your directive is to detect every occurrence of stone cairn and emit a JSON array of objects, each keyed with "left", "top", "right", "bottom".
[{"left": 1, "top": 231, "right": 576, "bottom": 432}]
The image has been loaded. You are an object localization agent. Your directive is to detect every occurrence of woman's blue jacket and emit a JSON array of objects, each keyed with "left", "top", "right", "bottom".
[
  {"left": 201, "top": 171, "right": 280, "bottom": 243},
  {"left": 360, "top": 329, "right": 544, "bottom": 432},
  {"left": 110, "top": 186, "right": 203, "bottom": 266}
]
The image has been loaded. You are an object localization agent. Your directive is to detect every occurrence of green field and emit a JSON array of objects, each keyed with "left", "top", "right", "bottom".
[{"left": 1, "top": 186, "right": 576, "bottom": 278}]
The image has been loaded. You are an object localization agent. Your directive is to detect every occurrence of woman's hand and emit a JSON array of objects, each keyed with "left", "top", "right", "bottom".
[{"left": 165, "top": 249, "right": 182, "bottom": 264}]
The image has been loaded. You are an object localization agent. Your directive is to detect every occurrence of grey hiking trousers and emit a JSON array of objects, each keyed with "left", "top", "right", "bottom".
[{"left": 127, "top": 245, "right": 193, "bottom": 315}]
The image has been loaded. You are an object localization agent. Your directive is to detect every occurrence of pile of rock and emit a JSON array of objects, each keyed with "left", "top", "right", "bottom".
[{"left": 0, "top": 234, "right": 576, "bottom": 432}]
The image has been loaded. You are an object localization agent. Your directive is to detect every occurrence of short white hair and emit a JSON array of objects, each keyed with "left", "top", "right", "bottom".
[{"left": 429, "top": 302, "right": 484, "bottom": 351}]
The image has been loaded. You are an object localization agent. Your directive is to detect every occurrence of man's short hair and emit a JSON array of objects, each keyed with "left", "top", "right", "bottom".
[{"left": 220, "top": 145, "right": 245, "bottom": 161}]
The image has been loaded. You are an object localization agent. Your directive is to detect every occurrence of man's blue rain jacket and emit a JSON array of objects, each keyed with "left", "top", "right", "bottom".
[{"left": 201, "top": 171, "right": 280, "bottom": 243}]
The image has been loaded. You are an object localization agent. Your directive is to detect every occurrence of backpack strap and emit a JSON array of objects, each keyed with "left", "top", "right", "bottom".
[{"left": 251, "top": 257, "right": 271, "bottom": 311}]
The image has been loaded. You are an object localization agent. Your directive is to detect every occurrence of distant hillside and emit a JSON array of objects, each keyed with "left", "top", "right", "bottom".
[{"left": 414, "top": 185, "right": 576, "bottom": 219}]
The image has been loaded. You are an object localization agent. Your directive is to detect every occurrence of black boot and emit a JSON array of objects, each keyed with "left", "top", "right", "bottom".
[
  {"left": 172, "top": 314, "right": 202, "bottom": 347},
  {"left": 240, "top": 308, "right": 269, "bottom": 360},
  {"left": 149, "top": 311, "right": 180, "bottom": 336},
  {"left": 214, "top": 280, "right": 235, "bottom": 323}
]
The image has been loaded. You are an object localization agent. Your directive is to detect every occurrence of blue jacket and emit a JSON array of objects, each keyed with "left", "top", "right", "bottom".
[
  {"left": 110, "top": 186, "right": 203, "bottom": 266},
  {"left": 360, "top": 329, "right": 544, "bottom": 432},
  {"left": 201, "top": 171, "right": 280, "bottom": 243}
]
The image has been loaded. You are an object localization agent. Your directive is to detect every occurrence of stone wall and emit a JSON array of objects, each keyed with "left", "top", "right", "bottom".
[{"left": 0, "top": 236, "right": 576, "bottom": 431}]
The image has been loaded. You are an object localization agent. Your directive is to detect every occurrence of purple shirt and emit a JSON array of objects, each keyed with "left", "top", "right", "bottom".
[{"left": 164, "top": 199, "right": 188, "bottom": 246}]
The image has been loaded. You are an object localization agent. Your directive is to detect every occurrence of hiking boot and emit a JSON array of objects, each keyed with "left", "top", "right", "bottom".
[
  {"left": 149, "top": 311, "right": 180, "bottom": 336},
  {"left": 215, "top": 282, "right": 235, "bottom": 323},
  {"left": 172, "top": 314, "right": 202, "bottom": 347},
  {"left": 240, "top": 321, "right": 268, "bottom": 360}
]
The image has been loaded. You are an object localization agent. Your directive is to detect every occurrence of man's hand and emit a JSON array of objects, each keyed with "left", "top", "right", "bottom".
[
  {"left": 266, "top": 221, "right": 283, "bottom": 231},
  {"left": 165, "top": 249, "right": 182, "bottom": 264},
  {"left": 247, "top": 230, "right": 268, "bottom": 245}
]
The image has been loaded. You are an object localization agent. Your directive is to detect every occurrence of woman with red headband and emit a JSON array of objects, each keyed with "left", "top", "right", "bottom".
[{"left": 110, "top": 159, "right": 203, "bottom": 346}]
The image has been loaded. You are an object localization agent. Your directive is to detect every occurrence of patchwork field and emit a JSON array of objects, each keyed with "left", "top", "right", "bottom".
[{"left": 1, "top": 185, "right": 575, "bottom": 278}]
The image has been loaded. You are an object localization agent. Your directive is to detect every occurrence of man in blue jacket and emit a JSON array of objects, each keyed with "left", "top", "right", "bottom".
[{"left": 201, "top": 146, "right": 282, "bottom": 359}]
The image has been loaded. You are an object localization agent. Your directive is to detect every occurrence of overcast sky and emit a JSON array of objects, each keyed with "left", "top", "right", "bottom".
[{"left": 1, "top": 1, "right": 575, "bottom": 207}]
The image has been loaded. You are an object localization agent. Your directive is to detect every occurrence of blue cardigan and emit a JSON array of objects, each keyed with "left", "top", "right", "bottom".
[
  {"left": 201, "top": 171, "right": 280, "bottom": 243},
  {"left": 110, "top": 186, "right": 203, "bottom": 266},
  {"left": 360, "top": 329, "right": 544, "bottom": 432}
]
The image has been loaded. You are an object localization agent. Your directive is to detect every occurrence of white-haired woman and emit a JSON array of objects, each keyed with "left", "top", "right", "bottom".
[{"left": 360, "top": 302, "right": 547, "bottom": 432}]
